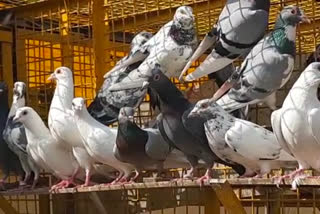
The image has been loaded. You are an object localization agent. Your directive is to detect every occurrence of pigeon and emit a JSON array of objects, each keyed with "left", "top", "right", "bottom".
[
  {"left": 305, "top": 44, "right": 320, "bottom": 67},
  {"left": 109, "top": 66, "right": 246, "bottom": 182},
  {"left": 71, "top": 97, "right": 135, "bottom": 184},
  {"left": 180, "top": 0, "right": 270, "bottom": 82},
  {"left": 3, "top": 82, "right": 40, "bottom": 188},
  {"left": 0, "top": 82, "right": 24, "bottom": 187},
  {"left": 212, "top": 6, "right": 310, "bottom": 113},
  {"left": 115, "top": 107, "right": 190, "bottom": 181},
  {"left": 108, "top": 6, "right": 198, "bottom": 91},
  {"left": 12, "top": 107, "right": 80, "bottom": 190},
  {"left": 188, "top": 98, "right": 296, "bottom": 178},
  {"left": 88, "top": 32, "right": 153, "bottom": 125},
  {"left": 271, "top": 62, "right": 320, "bottom": 188},
  {"left": 48, "top": 67, "right": 112, "bottom": 187}
]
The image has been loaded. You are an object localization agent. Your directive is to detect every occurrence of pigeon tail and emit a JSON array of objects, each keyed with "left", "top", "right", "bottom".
[
  {"left": 216, "top": 94, "right": 248, "bottom": 113},
  {"left": 185, "top": 53, "right": 234, "bottom": 81}
]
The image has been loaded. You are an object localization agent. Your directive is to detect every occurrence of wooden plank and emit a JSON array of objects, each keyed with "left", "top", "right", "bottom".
[
  {"left": 92, "top": 0, "right": 111, "bottom": 90},
  {"left": 39, "top": 194, "right": 50, "bottom": 214},
  {"left": 211, "top": 181, "right": 246, "bottom": 214},
  {"left": 0, "top": 195, "right": 18, "bottom": 214},
  {"left": 0, "top": 30, "right": 12, "bottom": 43},
  {"left": 204, "top": 188, "right": 220, "bottom": 214},
  {"left": 2, "top": 42, "right": 13, "bottom": 104}
]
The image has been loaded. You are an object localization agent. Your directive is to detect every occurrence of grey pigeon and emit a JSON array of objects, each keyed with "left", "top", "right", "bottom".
[
  {"left": 271, "top": 63, "right": 320, "bottom": 189},
  {"left": 213, "top": 5, "right": 310, "bottom": 112},
  {"left": 189, "top": 98, "right": 296, "bottom": 178},
  {"left": 0, "top": 81, "right": 24, "bottom": 187},
  {"left": 109, "top": 6, "right": 198, "bottom": 91},
  {"left": 88, "top": 32, "right": 153, "bottom": 125},
  {"left": 180, "top": 0, "right": 270, "bottom": 81},
  {"left": 3, "top": 82, "right": 40, "bottom": 188},
  {"left": 109, "top": 66, "right": 246, "bottom": 182},
  {"left": 114, "top": 107, "right": 190, "bottom": 181}
]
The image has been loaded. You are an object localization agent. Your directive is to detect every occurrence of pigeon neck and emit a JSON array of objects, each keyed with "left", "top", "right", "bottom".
[
  {"left": 24, "top": 116, "right": 51, "bottom": 140},
  {"left": 8, "top": 96, "right": 25, "bottom": 118},
  {"left": 52, "top": 79, "right": 74, "bottom": 110},
  {"left": 151, "top": 80, "right": 191, "bottom": 114},
  {"left": 269, "top": 25, "right": 296, "bottom": 57},
  {"left": 169, "top": 23, "right": 196, "bottom": 46}
]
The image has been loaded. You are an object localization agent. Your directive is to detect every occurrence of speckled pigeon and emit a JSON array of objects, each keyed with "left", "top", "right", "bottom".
[
  {"left": 189, "top": 98, "right": 296, "bottom": 178},
  {"left": 88, "top": 32, "right": 153, "bottom": 125},
  {"left": 108, "top": 6, "right": 198, "bottom": 91},
  {"left": 180, "top": 0, "right": 270, "bottom": 81},
  {"left": 213, "top": 5, "right": 310, "bottom": 113}
]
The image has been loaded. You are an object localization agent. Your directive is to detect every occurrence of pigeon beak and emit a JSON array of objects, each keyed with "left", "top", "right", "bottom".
[
  {"left": 12, "top": 115, "right": 20, "bottom": 123},
  {"left": 188, "top": 110, "right": 199, "bottom": 118},
  {"left": 212, "top": 81, "right": 235, "bottom": 101},
  {"left": 108, "top": 77, "right": 149, "bottom": 92},
  {"left": 47, "top": 73, "right": 56, "bottom": 81},
  {"left": 300, "top": 15, "right": 311, "bottom": 24}
]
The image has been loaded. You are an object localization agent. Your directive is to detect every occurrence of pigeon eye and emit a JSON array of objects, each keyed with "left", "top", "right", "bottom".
[
  {"left": 56, "top": 69, "right": 61, "bottom": 74},
  {"left": 291, "top": 9, "right": 296, "bottom": 14},
  {"left": 23, "top": 111, "right": 27, "bottom": 116},
  {"left": 201, "top": 103, "right": 208, "bottom": 108},
  {"left": 153, "top": 74, "right": 160, "bottom": 81}
]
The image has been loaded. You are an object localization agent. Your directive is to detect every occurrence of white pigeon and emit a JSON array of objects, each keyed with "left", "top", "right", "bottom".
[
  {"left": 47, "top": 67, "right": 110, "bottom": 187},
  {"left": 71, "top": 97, "right": 135, "bottom": 184},
  {"left": 189, "top": 98, "right": 296, "bottom": 178},
  {"left": 271, "top": 62, "right": 320, "bottom": 188},
  {"left": 13, "top": 107, "right": 80, "bottom": 189},
  {"left": 108, "top": 6, "right": 198, "bottom": 91}
]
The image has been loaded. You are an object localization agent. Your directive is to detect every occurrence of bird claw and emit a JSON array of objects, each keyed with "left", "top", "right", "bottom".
[{"left": 196, "top": 175, "right": 212, "bottom": 187}]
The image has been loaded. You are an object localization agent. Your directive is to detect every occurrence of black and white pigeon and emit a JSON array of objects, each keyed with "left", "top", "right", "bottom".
[
  {"left": 109, "top": 66, "right": 246, "bottom": 182},
  {"left": 212, "top": 5, "right": 310, "bottom": 113},
  {"left": 108, "top": 6, "right": 198, "bottom": 91},
  {"left": 271, "top": 63, "right": 320, "bottom": 189},
  {"left": 3, "top": 82, "right": 40, "bottom": 188},
  {"left": 0, "top": 82, "right": 24, "bottom": 187},
  {"left": 180, "top": 0, "right": 270, "bottom": 81},
  {"left": 115, "top": 107, "right": 190, "bottom": 181},
  {"left": 88, "top": 32, "right": 153, "bottom": 125},
  {"left": 188, "top": 98, "right": 296, "bottom": 178}
]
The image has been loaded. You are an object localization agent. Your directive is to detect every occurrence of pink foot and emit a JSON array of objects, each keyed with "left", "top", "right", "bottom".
[
  {"left": 273, "top": 169, "right": 305, "bottom": 187},
  {"left": 196, "top": 175, "right": 212, "bottom": 187}
]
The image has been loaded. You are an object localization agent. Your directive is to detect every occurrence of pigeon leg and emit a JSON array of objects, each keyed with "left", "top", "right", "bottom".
[
  {"left": 129, "top": 169, "right": 140, "bottom": 183},
  {"left": 197, "top": 168, "right": 213, "bottom": 186},
  {"left": 107, "top": 171, "right": 124, "bottom": 185},
  {"left": 274, "top": 168, "right": 305, "bottom": 187},
  {"left": 31, "top": 171, "right": 39, "bottom": 189},
  {"left": 79, "top": 168, "right": 92, "bottom": 188}
]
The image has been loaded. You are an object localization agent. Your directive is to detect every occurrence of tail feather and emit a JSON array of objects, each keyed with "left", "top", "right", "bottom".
[{"left": 216, "top": 94, "right": 248, "bottom": 113}]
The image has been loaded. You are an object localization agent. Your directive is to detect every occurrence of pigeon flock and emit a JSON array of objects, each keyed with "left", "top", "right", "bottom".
[{"left": 0, "top": 2, "right": 318, "bottom": 191}]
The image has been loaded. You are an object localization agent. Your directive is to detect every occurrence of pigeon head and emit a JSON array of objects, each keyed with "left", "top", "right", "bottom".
[
  {"left": 13, "top": 81, "right": 26, "bottom": 100},
  {"left": 13, "top": 107, "right": 32, "bottom": 124},
  {"left": 0, "top": 81, "right": 8, "bottom": 97},
  {"left": 188, "top": 98, "right": 222, "bottom": 119},
  {"left": 72, "top": 97, "right": 86, "bottom": 112},
  {"left": 118, "top": 107, "right": 135, "bottom": 121},
  {"left": 275, "top": 6, "right": 310, "bottom": 28},
  {"left": 298, "top": 62, "right": 320, "bottom": 87},
  {"left": 173, "top": 6, "right": 194, "bottom": 30},
  {"left": 47, "top": 67, "right": 73, "bottom": 83}
]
